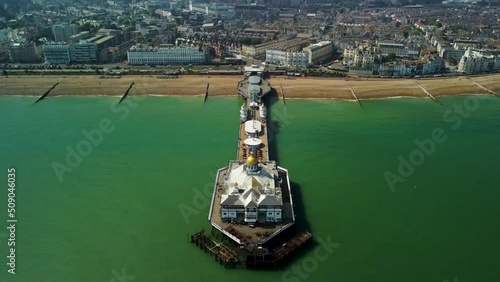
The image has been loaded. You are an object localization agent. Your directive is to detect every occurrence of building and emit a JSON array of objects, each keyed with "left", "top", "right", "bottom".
[
  {"left": 218, "top": 154, "right": 284, "bottom": 223},
  {"left": 378, "top": 62, "right": 416, "bottom": 77},
  {"left": 439, "top": 47, "right": 465, "bottom": 61},
  {"left": 458, "top": 48, "right": 499, "bottom": 74},
  {"left": 88, "top": 35, "right": 117, "bottom": 63},
  {"left": 242, "top": 38, "right": 309, "bottom": 59},
  {"left": 127, "top": 45, "right": 205, "bottom": 65},
  {"left": 68, "top": 31, "right": 90, "bottom": 43},
  {"left": 265, "top": 50, "right": 308, "bottom": 68},
  {"left": 8, "top": 42, "right": 39, "bottom": 63},
  {"left": 421, "top": 57, "right": 444, "bottom": 75},
  {"left": 343, "top": 46, "right": 376, "bottom": 70},
  {"left": 453, "top": 39, "right": 480, "bottom": 50},
  {"left": 52, "top": 24, "right": 79, "bottom": 42},
  {"left": 378, "top": 42, "right": 418, "bottom": 58},
  {"left": 43, "top": 43, "right": 70, "bottom": 64},
  {"left": 303, "top": 41, "right": 333, "bottom": 65},
  {"left": 69, "top": 41, "right": 97, "bottom": 63},
  {"left": 378, "top": 42, "right": 406, "bottom": 56}
]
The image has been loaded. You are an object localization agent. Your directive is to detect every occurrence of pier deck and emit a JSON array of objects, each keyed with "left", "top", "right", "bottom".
[{"left": 237, "top": 79, "right": 272, "bottom": 98}]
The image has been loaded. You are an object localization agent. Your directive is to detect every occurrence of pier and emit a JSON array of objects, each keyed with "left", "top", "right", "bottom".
[
  {"left": 34, "top": 82, "right": 59, "bottom": 103},
  {"left": 119, "top": 82, "right": 135, "bottom": 103},
  {"left": 191, "top": 70, "right": 312, "bottom": 269}
]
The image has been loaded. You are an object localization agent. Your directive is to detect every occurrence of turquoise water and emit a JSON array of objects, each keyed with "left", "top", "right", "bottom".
[{"left": 0, "top": 95, "right": 499, "bottom": 282}]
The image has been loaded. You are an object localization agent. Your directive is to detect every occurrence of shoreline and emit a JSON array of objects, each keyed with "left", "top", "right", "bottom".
[
  {"left": 2, "top": 93, "right": 496, "bottom": 103},
  {"left": 0, "top": 74, "right": 498, "bottom": 100}
]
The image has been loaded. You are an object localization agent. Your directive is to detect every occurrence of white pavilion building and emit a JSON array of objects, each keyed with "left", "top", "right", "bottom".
[{"left": 219, "top": 154, "right": 283, "bottom": 223}]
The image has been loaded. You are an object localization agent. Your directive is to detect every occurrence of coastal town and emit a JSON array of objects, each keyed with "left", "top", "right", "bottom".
[{"left": 0, "top": 0, "right": 499, "bottom": 78}]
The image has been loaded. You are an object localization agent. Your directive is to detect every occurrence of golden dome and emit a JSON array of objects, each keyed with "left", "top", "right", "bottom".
[{"left": 246, "top": 153, "right": 258, "bottom": 166}]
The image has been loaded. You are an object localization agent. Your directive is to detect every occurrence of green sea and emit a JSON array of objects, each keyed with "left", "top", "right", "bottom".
[{"left": 1, "top": 94, "right": 499, "bottom": 282}]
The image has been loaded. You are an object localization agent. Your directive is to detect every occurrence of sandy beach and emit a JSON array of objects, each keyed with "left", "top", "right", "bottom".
[{"left": 0, "top": 74, "right": 498, "bottom": 99}]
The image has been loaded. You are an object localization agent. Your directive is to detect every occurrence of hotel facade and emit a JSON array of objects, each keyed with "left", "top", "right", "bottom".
[{"left": 127, "top": 45, "right": 206, "bottom": 65}]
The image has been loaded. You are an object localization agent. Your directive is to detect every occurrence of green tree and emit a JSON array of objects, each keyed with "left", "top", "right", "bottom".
[
  {"left": 250, "top": 38, "right": 262, "bottom": 45},
  {"left": 387, "top": 53, "right": 397, "bottom": 61}
]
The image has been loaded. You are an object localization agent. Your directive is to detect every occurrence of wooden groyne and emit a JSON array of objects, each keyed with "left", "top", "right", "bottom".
[
  {"left": 204, "top": 83, "right": 210, "bottom": 103},
  {"left": 417, "top": 83, "right": 442, "bottom": 105},
  {"left": 347, "top": 84, "right": 362, "bottom": 108},
  {"left": 34, "top": 82, "right": 59, "bottom": 103},
  {"left": 468, "top": 79, "right": 499, "bottom": 97},
  {"left": 119, "top": 82, "right": 135, "bottom": 103},
  {"left": 280, "top": 85, "right": 286, "bottom": 105}
]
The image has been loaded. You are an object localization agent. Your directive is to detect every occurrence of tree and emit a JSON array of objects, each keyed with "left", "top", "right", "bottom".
[
  {"left": 250, "top": 38, "right": 262, "bottom": 45},
  {"left": 387, "top": 53, "right": 397, "bottom": 61},
  {"left": 448, "top": 58, "right": 458, "bottom": 66}
]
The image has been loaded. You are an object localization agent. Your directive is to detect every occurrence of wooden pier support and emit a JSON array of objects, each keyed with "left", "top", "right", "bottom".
[
  {"left": 347, "top": 84, "right": 362, "bottom": 108},
  {"left": 119, "top": 82, "right": 135, "bottom": 103},
  {"left": 190, "top": 229, "right": 313, "bottom": 269},
  {"left": 204, "top": 83, "right": 210, "bottom": 103},
  {"left": 417, "top": 83, "right": 442, "bottom": 105},
  {"left": 190, "top": 230, "right": 239, "bottom": 268},
  {"left": 34, "top": 82, "right": 59, "bottom": 104}
]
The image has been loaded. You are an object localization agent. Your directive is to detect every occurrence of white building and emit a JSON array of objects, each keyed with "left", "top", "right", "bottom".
[
  {"left": 127, "top": 45, "right": 205, "bottom": 65},
  {"left": 343, "top": 46, "right": 376, "bottom": 70},
  {"left": 378, "top": 42, "right": 406, "bottom": 56},
  {"left": 421, "top": 57, "right": 444, "bottom": 75},
  {"left": 378, "top": 42, "right": 419, "bottom": 58},
  {"left": 220, "top": 153, "right": 283, "bottom": 223},
  {"left": 378, "top": 63, "right": 416, "bottom": 77},
  {"left": 458, "top": 48, "right": 499, "bottom": 74},
  {"left": 265, "top": 49, "right": 308, "bottom": 68},
  {"left": 303, "top": 41, "right": 333, "bottom": 65}
]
